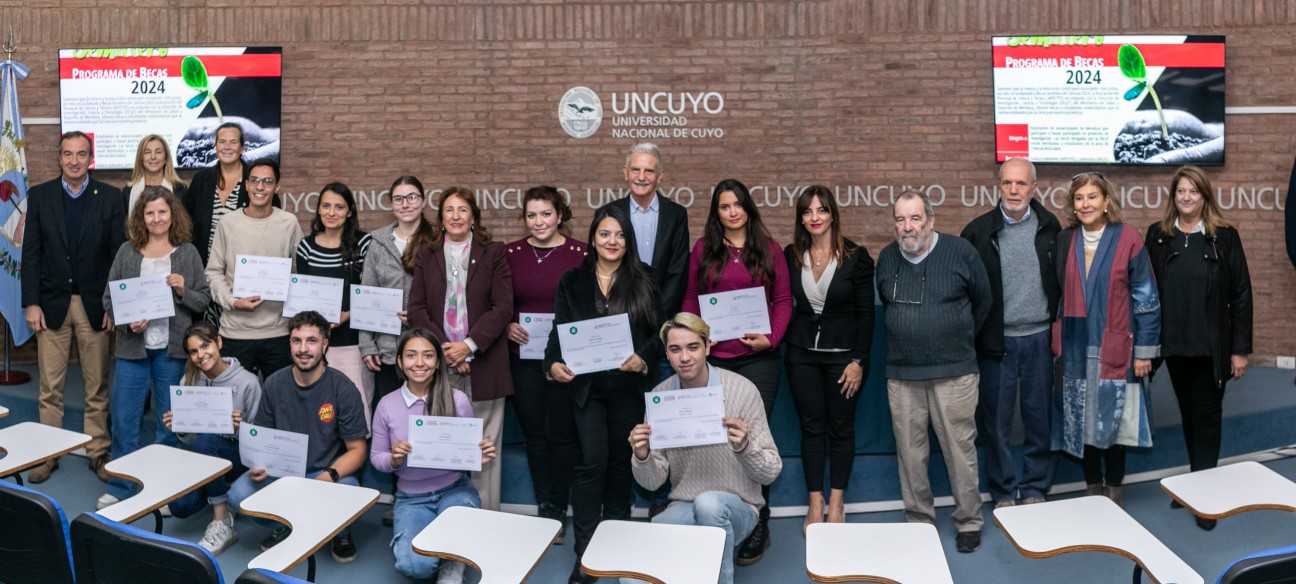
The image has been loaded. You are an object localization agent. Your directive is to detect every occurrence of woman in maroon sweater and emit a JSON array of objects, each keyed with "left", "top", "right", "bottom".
[{"left": 503, "top": 185, "right": 587, "bottom": 538}]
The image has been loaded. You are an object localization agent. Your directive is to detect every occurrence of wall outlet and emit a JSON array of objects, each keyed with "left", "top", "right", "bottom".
[{"left": 1277, "top": 356, "right": 1296, "bottom": 370}]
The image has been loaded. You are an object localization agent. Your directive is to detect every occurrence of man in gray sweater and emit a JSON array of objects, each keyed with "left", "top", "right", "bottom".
[
  {"left": 876, "top": 190, "right": 991, "bottom": 553},
  {"left": 628, "top": 312, "right": 781, "bottom": 584}
]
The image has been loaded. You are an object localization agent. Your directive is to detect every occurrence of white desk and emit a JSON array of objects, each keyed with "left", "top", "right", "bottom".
[
  {"left": 805, "top": 522, "right": 954, "bottom": 583},
  {"left": 411, "top": 506, "right": 561, "bottom": 584},
  {"left": 581, "top": 520, "right": 726, "bottom": 584},
  {"left": 994, "top": 495, "right": 1203, "bottom": 584},
  {"left": 99, "top": 444, "right": 231, "bottom": 532},
  {"left": 0, "top": 422, "right": 92, "bottom": 485},
  {"left": 1160, "top": 461, "right": 1296, "bottom": 519},
  {"left": 241, "top": 476, "right": 378, "bottom": 582},
  {"left": 0, "top": 404, "right": 9, "bottom": 418}
]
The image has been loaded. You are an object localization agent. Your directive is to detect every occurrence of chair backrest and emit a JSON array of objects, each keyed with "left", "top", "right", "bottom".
[
  {"left": 70, "top": 512, "right": 224, "bottom": 584},
  {"left": 0, "top": 480, "right": 75, "bottom": 584},
  {"left": 234, "top": 568, "right": 310, "bottom": 584},
  {"left": 1218, "top": 544, "right": 1296, "bottom": 584}
]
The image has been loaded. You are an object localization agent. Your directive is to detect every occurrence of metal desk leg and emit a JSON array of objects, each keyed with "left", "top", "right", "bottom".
[
  {"left": 307, "top": 554, "right": 316, "bottom": 582},
  {"left": 1133, "top": 564, "right": 1143, "bottom": 584},
  {"left": 153, "top": 509, "right": 164, "bottom": 534}
]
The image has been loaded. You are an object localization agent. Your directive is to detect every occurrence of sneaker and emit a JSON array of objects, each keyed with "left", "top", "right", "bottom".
[
  {"left": 261, "top": 526, "right": 292, "bottom": 551},
  {"left": 993, "top": 499, "right": 1015, "bottom": 510},
  {"left": 1195, "top": 516, "right": 1217, "bottom": 531},
  {"left": 96, "top": 493, "right": 121, "bottom": 510},
  {"left": 436, "top": 560, "right": 466, "bottom": 584},
  {"left": 199, "top": 520, "right": 239, "bottom": 555},
  {"left": 734, "top": 514, "right": 770, "bottom": 566},
  {"left": 90, "top": 456, "right": 111, "bottom": 483},
  {"left": 1021, "top": 496, "right": 1047, "bottom": 505},
  {"left": 331, "top": 533, "right": 357, "bottom": 563},
  {"left": 159, "top": 504, "right": 173, "bottom": 517},
  {"left": 956, "top": 530, "right": 982, "bottom": 553}
]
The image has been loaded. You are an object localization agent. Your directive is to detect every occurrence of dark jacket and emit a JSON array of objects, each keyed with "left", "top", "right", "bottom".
[
  {"left": 1145, "top": 223, "right": 1253, "bottom": 386},
  {"left": 782, "top": 241, "right": 875, "bottom": 364},
  {"left": 186, "top": 165, "right": 248, "bottom": 267},
  {"left": 21, "top": 177, "right": 125, "bottom": 331},
  {"left": 408, "top": 240, "right": 515, "bottom": 401},
  {"left": 959, "top": 199, "right": 1061, "bottom": 357},
  {"left": 543, "top": 267, "right": 661, "bottom": 407},
  {"left": 604, "top": 194, "right": 690, "bottom": 319}
]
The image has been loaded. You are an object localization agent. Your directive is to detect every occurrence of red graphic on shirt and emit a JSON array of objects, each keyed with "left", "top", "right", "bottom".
[{"left": 318, "top": 403, "right": 335, "bottom": 423}]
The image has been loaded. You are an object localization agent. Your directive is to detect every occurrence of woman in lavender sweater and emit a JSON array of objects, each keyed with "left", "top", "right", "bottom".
[{"left": 370, "top": 327, "right": 497, "bottom": 583}]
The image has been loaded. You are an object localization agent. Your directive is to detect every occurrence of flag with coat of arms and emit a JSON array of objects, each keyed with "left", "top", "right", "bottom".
[{"left": 0, "top": 57, "right": 32, "bottom": 346}]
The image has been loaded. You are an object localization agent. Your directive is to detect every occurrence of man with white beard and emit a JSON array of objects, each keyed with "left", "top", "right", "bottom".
[{"left": 875, "top": 189, "right": 991, "bottom": 553}]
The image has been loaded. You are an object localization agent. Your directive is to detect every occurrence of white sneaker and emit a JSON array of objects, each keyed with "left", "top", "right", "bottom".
[
  {"left": 96, "top": 493, "right": 120, "bottom": 510},
  {"left": 159, "top": 504, "right": 173, "bottom": 517},
  {"left": 436, "top": 560, "right": 465, "bottom": 584},
  {"left": 198, "top": 520, "right": 238, "bottom": 555}
]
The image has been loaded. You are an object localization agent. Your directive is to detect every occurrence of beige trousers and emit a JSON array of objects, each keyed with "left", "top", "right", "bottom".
[
  {"left": 886, "top": 373, "right": 984, "bottom": 532},
  {"left": 36, "top": 295, "right": 112, "bottom": 459}
]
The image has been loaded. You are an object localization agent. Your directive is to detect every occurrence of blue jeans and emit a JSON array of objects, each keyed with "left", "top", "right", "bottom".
[
  {"left": 227, "top": 470, "right": 361, "bottom": 530},
  {"left": 168, "top": 434, "right": 246, "bottom": 519},
  {"left": 977, "top": 330, "right": 1056, "bottom": 501},
  {"left": 621, "top": 491, "right": 756, "bottom": 584},
  {"left": 107, "top": 349, "right": 185, "bottom": 500},
  {"left": 389, "top": 475, "right": 480, "bottom": 579}
]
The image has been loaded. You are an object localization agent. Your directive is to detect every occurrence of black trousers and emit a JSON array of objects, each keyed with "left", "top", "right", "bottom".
[
  {"left": 1165, "top": 356, "right": 1227, "bottom": 472},
  {"left": 1082, "top": 445, "right": 1126, "bottom": 486},
  {"left": 220, "top": 335, "right": 291, "bottom": 381},
  {"left": 510, "top": 354, "right": 579, "bottom": 509},
  {"left": 709, "top": 350, "right": 782, "bottom": 511},
  {"left": 371, "top": 361, "right": 403, "bottom": 404},
  {"left": 571, "top": 374, "right": 647, "bottom": 556},
  {"left": 786, "top": 346, "right": 859, "bottom": 492}
]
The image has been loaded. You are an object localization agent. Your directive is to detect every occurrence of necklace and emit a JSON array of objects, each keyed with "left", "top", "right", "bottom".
[
  {"left": 728, "top": 245, "right": 742, "bottom": 264},
  {"left": 530, "top": 243, "right": 559, "bottom": 264},
  {"left": 811, "top": 248, "right": 830, "bottom": 267}
]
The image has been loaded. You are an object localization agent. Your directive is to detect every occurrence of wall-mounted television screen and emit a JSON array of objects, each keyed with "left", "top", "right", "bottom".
[
  {"left": 59, "top": 46, "right": 283, "bottom": 170},
  {"left": 992, "top": 35, "right": 1224, "bottom": 166}
]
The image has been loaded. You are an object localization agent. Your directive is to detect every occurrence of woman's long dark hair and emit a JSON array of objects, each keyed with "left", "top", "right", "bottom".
[
  {"left": 582, "top": 204, "right": 658, "bottom": 333},
  {"left": 791, "top": 185, "right": 856, "bottom": 269},
  {"left": 697, "top": 178, "right": 776, "bottom": 292},
  {"left": 310, "top": 182, "right": 365, "bottom": 281},
  {"left": 391, "top": 175, "right": 436, "bottom": 274},
  {"left": 396, "top": 327, "right": 456, "bottom": 418},
  {"left": 182, "top": 322, "right": 221, "bottom": 386}
]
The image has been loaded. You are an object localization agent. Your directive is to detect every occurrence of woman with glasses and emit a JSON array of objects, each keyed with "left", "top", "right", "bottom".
[
  {"left": 1145, "top": 165, "right": 1251, "bottom": 530},
  {"left": 680, "top": 178, "right": 792, "bottom": 563},
  {"left": 783, "top": 186, "right": 874, "bottom": 531},
  {"left": 1054, "top": 172, "right": 1160, "bottom": 507},
  {"left": 503, "top": 186, "right": 586, "bottom": 539}
]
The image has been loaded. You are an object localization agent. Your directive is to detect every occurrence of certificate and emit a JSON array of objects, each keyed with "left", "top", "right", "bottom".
[
  {"left": 518, "top": 312, "right": 554, "bottom": 360},
  {"left": 282, "top": 274, "right": 344, "bottom": 322},
  {"left": 233, "top": 255, "right": 292, "bottom": 302},
  {"left": 350, "top": 285, "right": 404, "bottom": 335},
  {"left": 170, "top": 385, "right": 234, "bottom": 435},
  {"left": 407, "top": 415, "right": 483, "bottom": 472},
  {"left": 645, "top": 387, "right": 728, "bottom": 450},
  {"left": 108, "top": 274, "right": 176, "bottom": 325},
  {"left": 698, "top": 286, "right": 772, "bottom": 342},
  {"left": 557, "top": 313, "right": 635, "bottom": 375},
  {"left": 239, "top": 424, "right": 308, "bottom": 478}
]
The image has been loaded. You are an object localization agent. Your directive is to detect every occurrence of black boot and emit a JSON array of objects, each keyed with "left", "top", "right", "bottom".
[
  {"left": 569, "top": 557, "right": 595, "bottom": 584},
  {"left": 540, "top": 503, "right": 567, "bottom": 544},
  {"left": 735, "top": 505, "right": 770, "bottom": 566}
]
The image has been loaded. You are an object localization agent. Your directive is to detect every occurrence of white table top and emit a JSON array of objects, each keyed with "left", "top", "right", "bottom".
[
  {"left": 98, "top": 444, "right": 232, "bottom": 524},
  {"left": 411, "top": 506, "right": 561, "bottom": 584},
  {"left": 0, "top": 404, "right": 9, "bottom": 418},
  {"left": 241, "top": 476, "right": 379, "bottom": 574},
  {"left": 994, "top": 495, "right": 1202, "bottom": 584},
  {"left": 581, "top": 520, "right": 726, "bottom": 584},
  {"left": 1160, "top": 461, "right": 1296, "bottom": 519},
  {"left": 0, "top": 421, "right": 92, "bottom": 476},
  {"left": 805, "top": 522, "right": 954, "bottom": 583}
]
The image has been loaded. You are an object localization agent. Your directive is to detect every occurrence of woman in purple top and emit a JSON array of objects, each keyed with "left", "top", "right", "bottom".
[
  {"left": 370, "top": 327, "right": 497, "bottom": 582},
  {"left": 503, "top": 186, "right": 586, "bottom": 538},
  {"left": 680, "top": 178, "right": 792, "bottom": 563}
]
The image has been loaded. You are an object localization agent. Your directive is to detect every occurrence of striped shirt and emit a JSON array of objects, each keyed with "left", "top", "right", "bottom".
[{"left": 295, "top": 232, "right": 372, "bottom": 347}]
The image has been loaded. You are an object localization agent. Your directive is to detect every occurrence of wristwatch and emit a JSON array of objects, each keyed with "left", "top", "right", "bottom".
[
  {"left": 851, "top": 358, "right": 862, "bottom": 366},
  {"left": 325, "top": 467, "right": 340, "bottom": 482}
]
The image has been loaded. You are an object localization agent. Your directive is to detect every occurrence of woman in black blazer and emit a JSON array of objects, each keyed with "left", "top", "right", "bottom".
[
  {"left": 544, "top": 204, "right": 659, "bottom": 584},
  {"left": 783, "top": 185, "right": 875, "bottom": 531}
]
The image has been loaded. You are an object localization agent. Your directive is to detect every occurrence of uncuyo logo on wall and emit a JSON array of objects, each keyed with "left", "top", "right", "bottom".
[{"left": 558, "top": 86, "right": 603, "bottom": 139}]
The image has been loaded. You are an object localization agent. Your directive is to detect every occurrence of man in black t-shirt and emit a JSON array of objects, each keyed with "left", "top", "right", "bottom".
[{"left": 226, "top": 311, "right": 368, "bottom": 563}]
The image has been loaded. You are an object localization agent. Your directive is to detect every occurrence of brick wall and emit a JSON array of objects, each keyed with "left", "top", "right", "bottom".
[{"left": 4, "top": 1, "right": 1294, "bottom": 364}]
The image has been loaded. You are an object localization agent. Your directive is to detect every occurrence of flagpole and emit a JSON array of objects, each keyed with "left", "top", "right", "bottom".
[{"left": 0, "top": 25, "right": 30, "bottom": 385}]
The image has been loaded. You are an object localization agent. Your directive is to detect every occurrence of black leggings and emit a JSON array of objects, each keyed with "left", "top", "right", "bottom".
[
  {"left": 786, "top": 346, "right": 859, "bottom": 492},
  {"left": 1165, "top": 356, "right": 1226, "bottom": 472},
  {"left": 1082, "top": 445, "right": 1126, "bottom": 486}
]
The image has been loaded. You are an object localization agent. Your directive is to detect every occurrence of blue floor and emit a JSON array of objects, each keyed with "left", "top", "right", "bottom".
[{"left": 3, "top": 363, "right": 1296, "bottom": 582}]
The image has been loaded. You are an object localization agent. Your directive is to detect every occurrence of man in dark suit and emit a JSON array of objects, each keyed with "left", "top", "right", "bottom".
[{"left": 21, "top": 131, "right": 124, "bottom": 483}]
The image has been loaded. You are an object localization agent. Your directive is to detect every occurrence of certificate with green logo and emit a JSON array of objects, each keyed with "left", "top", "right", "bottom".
[
  {"left": 557, "top": 313, "right": 635, "bottom": 375},
  {"left": 645, "top": 387, "right": 727, "bottom": 450},
  {"left": 239, "top": 423, "right": 308, "bottom": 478},
  {"left": 108, "top": 274, "right": 176, "bottom": 325},
  {"left": 698, "top": 286, "right": 771, "bottom": 342},
  {"left": 282, "top": 274, "right": 344, "bottom": 322},
  {"left": 407, "top": 415, "right": 483, "bottom": 471},
  {"left": 170, "top": 385, "right": 234, "bottom": 434},
  {"left": 233, "top": 255, "right": 292, "bottom": 301},
  {"left": 518, "top": 312, "right": 555, "bottom": 360}
]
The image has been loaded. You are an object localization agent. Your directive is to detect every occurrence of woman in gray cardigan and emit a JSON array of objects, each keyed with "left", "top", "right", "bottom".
[{"left": 98, "top": 186, "right": 211, "bottom": 509}]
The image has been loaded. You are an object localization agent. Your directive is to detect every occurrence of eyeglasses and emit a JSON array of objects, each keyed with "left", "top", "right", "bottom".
[
  {"left": 392, "top": 194, "right": 424, "bottom": 206},
  {"left": 246, "top": 176, "right": 276, "bottom": 186},
  {"left": 890, "top": 265, "right": 925, "bottom": 305},
  {"left": 1072, "top": 171, "right": 1106, "bottom": 181}
]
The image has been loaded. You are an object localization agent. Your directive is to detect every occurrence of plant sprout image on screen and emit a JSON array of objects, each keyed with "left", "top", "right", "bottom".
[{"left": 183, "top": 56, "right": 224, "bottom": 122}]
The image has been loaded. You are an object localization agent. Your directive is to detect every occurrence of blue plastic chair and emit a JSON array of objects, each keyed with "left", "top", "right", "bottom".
[
  {"left": 235, "top": 568, "right": 312, "bottom": 583},
  {"left": 1217, "top": 544, "right": 1296, "bottom": 584},
  {"left": 70, "top": 512, "right": 223, "bottom": 584},
  {"left": 0, "top": 479, "right": 75, "bottom": 584}
]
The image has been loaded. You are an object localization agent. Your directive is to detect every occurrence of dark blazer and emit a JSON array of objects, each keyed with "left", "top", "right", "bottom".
[
  {"left": 783, "top": 241, "right": 876, "bottom": 364},
  {"left": 959, "top": 199, "right": 1061, "bottom": 357},
  {"left": 408, "top": 240, "right": 514, "bottom": 401},
  {"left": 21, "top": 177, "right": 125, "bottom": 331},
  {"left": 186, "top": 165, "right": 248, "bottom": 267},
  {"left": 1146, "top": 223, "right": 1253, "bottom": 386},
  {"left": 605, "top": 193, "right": 690, "bottom": 318},
  {"left": 543, "top": 268, "right": 661, "bottom": 408}
]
